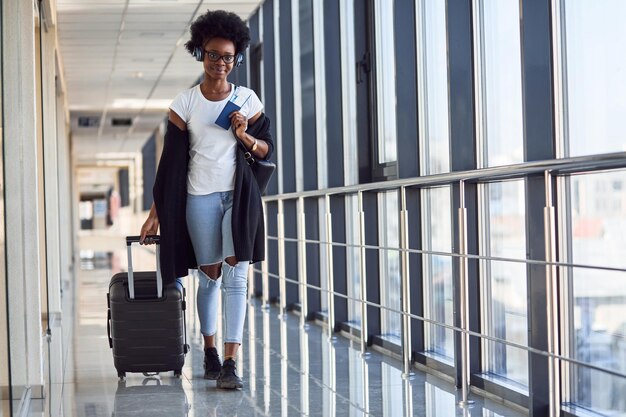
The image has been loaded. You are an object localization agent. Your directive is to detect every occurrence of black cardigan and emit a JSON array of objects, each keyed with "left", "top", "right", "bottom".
[{"left": 153, "top": 114, "right": 274, "bottom": 284}]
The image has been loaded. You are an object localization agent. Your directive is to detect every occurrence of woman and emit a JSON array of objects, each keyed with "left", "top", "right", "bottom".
[{"left": 139, "top": 9, "right": 273, "bottom": 390}]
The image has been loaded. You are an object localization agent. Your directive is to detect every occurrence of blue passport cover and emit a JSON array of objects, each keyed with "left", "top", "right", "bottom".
[{"left": 215, "top": 100, "right": 241, "bottom": 130}]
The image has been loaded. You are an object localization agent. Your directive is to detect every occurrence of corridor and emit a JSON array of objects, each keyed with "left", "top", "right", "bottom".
[
  {"left": 3, "top": 1, "right": 626, "bottom": 416},
  {"left": 26, "top": 223, "right": 523, "bottom": 417}
]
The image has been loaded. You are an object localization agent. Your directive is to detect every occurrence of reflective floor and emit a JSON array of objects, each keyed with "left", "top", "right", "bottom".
[{"left": 23, "top": 224, "right": 526, "bottom": 417}]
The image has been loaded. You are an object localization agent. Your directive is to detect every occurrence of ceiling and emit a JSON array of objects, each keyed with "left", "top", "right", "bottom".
[{"left": 56, "top": 0, "right": 263, "bottom": 163}]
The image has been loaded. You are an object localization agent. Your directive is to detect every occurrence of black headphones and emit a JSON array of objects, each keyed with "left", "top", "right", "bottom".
[{"left": 193, "top": 46, "right": 244, "bottom": 67}]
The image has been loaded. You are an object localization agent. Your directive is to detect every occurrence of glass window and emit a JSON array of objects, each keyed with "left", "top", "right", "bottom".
[
  {"left": 312, "top": 0, "right": 328, "bottom": 189},
  {"left": 373, "top": 0, "right": 397, "bottom": 164},
  {"left": 478, "top": 0, "right": 524, "bottom": 167},
  {"left": 563, "top": 170, "right": 626, "bottom": 414},
  {"left": 562, "top": 1, "right": 626, "bottom": 156},
  {"left": 339, "top": 0, "right": 358, "bottom": 186},
  {"left": 421, "top": 187, "right": 454, "bottom": 362},
  {"left": 480, "top": 180, "right": 528, "bottom": 388},
  {"left": 418, "top": 0, "right": 450, "bottom": 175},
  {"left": 379, "top": 191, "right": 401, "bottom": 341}
]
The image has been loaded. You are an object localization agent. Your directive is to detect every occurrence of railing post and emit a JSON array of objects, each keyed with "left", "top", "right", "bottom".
[
  {"left": 399, "top": 186, "right": 414, "bottom": 378},
  {"left": 358, "top": 191, "right": 370, "bottom": 356},
  {"left": 324, "top": 194, "right": 336, "bottom": 340},
  {"left": 297, "top": 196, "right": 309, "bottom": 328},
  {"left": 278, "top": 199, "right": 287, "bottom": 318},
  {"left": 544, "top": 171, "right": 560, "bottom": 417},
  {"left": 262, "top": 200, "right": 270, "bottom": 309},
  {"left": 458, "top": 180, "right": 473, "bottom": 407}
]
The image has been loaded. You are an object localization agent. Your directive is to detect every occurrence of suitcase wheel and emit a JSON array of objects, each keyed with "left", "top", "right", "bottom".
[
  {"left": 118, "top": 371, "right": 126, "bottom": 381},
  {"left": 173, "top": 370, "right": 182, "bottom": 378}
]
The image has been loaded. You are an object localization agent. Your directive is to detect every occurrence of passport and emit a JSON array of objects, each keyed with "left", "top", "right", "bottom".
[{"left": 215, "top": 87, "right": 252, "bottom": 129}]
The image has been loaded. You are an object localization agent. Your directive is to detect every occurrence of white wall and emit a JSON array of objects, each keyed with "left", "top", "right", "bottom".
[
  {"left": 2, "top": 0, "right": 45, "bottom": 396},
  {"left": 1, "top": 0, "right": 73, "bottom": 400}
]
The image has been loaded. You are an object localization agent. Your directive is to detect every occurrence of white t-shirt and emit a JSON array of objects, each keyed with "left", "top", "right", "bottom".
[{"left": 169, "top": 83, "right": 264, "bottom": 195}]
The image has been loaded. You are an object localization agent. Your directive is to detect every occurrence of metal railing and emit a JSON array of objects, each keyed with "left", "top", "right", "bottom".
[{"left": 255, "top": 151, "right": 626, "bottom": 415}]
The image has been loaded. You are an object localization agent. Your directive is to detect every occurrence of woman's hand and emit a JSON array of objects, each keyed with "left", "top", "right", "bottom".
[
  {"left": 228, "top": 110, "right": 269, "bottom": 158},
  {"left": 140, "top": 213, "right": 159, "bottom": 245},
  {"left": 229, "top": 110, "right": 248, "bottom": 140}
]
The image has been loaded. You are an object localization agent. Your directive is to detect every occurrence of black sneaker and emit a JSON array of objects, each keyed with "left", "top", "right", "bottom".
[
  {"left": 203, "top": 347, "right": 221, "bottom": 380},
  {"left": 216, "top": 358, "right": 243, "bottom": 389}
]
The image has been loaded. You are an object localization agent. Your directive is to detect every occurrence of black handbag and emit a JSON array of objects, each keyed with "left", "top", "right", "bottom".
[{"left": 238, "top": 143, "right": 276, "bottom": 195}]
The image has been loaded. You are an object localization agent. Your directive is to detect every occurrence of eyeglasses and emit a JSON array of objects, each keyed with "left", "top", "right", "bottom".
[{"left": 204, "top": 51, "right": 236, "bottom": 64}]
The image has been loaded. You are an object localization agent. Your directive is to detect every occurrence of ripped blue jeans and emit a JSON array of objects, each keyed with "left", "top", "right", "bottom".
[{"left": 186, "top": 191, "right": 249, "bottom": 344}]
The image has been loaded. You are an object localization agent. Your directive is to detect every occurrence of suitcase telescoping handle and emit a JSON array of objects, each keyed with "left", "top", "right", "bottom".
[{"left": 125, "top": 235, "right": 162, "bottom": 299}]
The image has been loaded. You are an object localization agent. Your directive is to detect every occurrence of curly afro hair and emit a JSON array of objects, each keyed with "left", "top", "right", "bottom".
[{"left": 184, "top": 10, "right": 251, "bottom": 56}]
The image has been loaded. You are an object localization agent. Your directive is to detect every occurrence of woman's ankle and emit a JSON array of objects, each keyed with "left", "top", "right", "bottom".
[
  {"left": 204, "top": 334, "right": 216, "bottom": 349},
  {"left": 223, "top": 342, "right": 239, "bottom": 359}
]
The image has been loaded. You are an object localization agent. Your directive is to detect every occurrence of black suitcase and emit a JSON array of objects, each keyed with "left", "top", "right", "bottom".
[{"left": 107, "top": 235, "right": 189, "bottom": 380}]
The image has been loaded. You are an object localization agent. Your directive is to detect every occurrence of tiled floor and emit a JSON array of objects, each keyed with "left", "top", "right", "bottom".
[{"left": 23, "top": 223, "right": 526, "bottom": 417}]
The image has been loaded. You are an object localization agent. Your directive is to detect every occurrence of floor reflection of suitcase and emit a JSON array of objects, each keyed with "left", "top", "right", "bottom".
[
  {"left": 112, "top": 377, "right": 190, "bottom": 417},
  {"left": 107, "top": 236, "right": 189, "bottom": 380}
]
